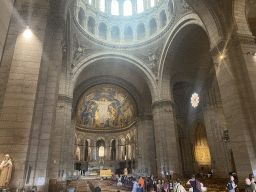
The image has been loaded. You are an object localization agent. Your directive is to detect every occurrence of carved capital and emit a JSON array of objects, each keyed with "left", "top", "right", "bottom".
[
  {"left": 58, "top": 94, "right": 73, "bottom": 104},
  {"left": 232, "top": 35, "right": 256, "bottom": 47},
  {"left": 138, "top": 115, "right": 153, "bottom": 121},
  {"left": 152, "top": 99, "right": 174, "bottom": 110}
]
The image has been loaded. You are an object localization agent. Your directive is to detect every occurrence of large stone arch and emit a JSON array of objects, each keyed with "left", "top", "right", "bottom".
[
  {"left": 158, "top": 13, "right": 211, "bottom": 101},
  {"left": 185, "top": 0, "right": 224, "bottom": 46},
  {"left": 70, "top": 52, "right": 157, "bottom": 101},
  {"left": 233, "top": 0, "right": 253, "bottom": 36}
]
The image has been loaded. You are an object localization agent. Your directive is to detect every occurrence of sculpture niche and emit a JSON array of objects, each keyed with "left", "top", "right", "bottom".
[{"left": 0, "top": 154, "right": 13, "bottom": 188}]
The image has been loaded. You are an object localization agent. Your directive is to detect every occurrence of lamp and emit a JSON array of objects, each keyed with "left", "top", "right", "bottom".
[
  {"left": 24, "top": 26, "right": 32, "bottom": 39},
  {"left": 222, "top": 130, "right": 230, "bottom": 142}
]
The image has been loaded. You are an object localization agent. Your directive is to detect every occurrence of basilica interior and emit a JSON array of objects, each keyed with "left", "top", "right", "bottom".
[{"left": 0, "top": 0, "right": 256, "bottom": 191}]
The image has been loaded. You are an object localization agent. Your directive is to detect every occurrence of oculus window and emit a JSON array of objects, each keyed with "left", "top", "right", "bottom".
[{"left": 191, "top": 93, "right": 199, "bottom": 107}]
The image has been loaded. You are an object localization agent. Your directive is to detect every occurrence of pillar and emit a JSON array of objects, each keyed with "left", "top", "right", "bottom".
[
  {"left": 152, "top": 100, "right": 180, "bottom": 177},
  {"left": 0, "top": 1, "right": 49, "bottom": 191},
  {"left": 211, "top": 40, "right": 256, "bottom": 182},
  {"left": 137, "top": 115, "right": 156, "bottom": 176}
]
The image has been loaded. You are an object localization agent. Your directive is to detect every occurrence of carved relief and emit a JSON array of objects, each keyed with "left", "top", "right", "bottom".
[
  {"left": 179, "top": 0, "right": 192, "bottom": 13},
  {"left": 137, "top": 44, "right": 163, "bottom": 76},
  {"left": 72, "top": 33, "right": 95, "bottom": 65}
]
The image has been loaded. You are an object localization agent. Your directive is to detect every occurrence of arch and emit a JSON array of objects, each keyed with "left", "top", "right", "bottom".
[
  {"left": 87, "top": 16, "right": 96, "bottom": 34},
  {"left": 99, "top": 22, "right": 107, "bottom": 40},
  {"left": 70, "top": 52, "right": 157, "bottom": 102},
  {"left": 111, "top": 26, "right": 120, "bottom": 42},
  {"left": 78, "top": 8, "right": 85, "bottom": 27},
  {"left": 124, "top": 26, "right": 133, "bottom": 42},
  {"left": 149, "top": 18, "right": 157, "bottom": 35},
  {"left": 233, "top": 0, "right": 252, "bottom": 36},
  {"left": 137, "top": 23, "right": 145, "bottom": 40},
  {"left": 159, "top": 10, "right": 167, "bottom": 29},
  {"left": 192, "top": 123, "right": 211, "bottom": 173},
  {"left": 158, "top": 14, "right": 210, "bottom": 100},
  {"left": 97, "top": 139, "right": 105, "bottom": 157}
]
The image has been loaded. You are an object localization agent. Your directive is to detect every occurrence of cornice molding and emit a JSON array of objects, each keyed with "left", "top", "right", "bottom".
[{"left": 152, "top": 99, "right": 174, "bottom": 109}]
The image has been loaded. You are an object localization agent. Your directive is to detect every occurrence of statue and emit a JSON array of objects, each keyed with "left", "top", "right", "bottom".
[{"left": 0, "top": 154, "right": 13, "bottom": 188}]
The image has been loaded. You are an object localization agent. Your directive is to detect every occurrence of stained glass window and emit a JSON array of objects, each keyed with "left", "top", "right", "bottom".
[
  {"left": 99, "top": 146, "right": 104, "bottom": 157},
  {"left": 191, "top": 93, "right": 199, "bottom": 107},
  {"left": 123, "top": 0, "right": 132, "bottom": 16},
  {"left": 137, "top": 0, "right": 144, "bottom": 13},
  {"left": 112, "top": 0, "right": 119, "bottom": 15},
  {"left": 99, "top": 0, "right": 105, "bottom": 12},
  {"left": 150, "top": 0, "right": 154, "bottom": 7}
]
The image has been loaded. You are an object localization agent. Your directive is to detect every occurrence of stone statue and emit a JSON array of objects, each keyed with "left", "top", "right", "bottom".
[{"left": 0, "top": 154, "right": 13, "bottom": 188}]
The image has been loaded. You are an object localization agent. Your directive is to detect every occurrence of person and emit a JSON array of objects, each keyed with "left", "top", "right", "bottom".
[
  {"left": 162, "top": 180, "right": 168, "bottom": 192},
  {"left": 148, "top": 175, "right": 155, "bottom": 190},
  {"left": 187, "top": 174, "right": 201, "bottom": 192},
  {"left": 227, "top": 175, "right": 237, "bottom": 192},
  {"left": 132, "top": 178, "right": 139, "bottom": 192},
  {"left": 139, "top": 176, "right": 144, "bottom": 191},
  {"left": 245, "top": 178, "right": 254, "bottom": 192},
  {"left": 173, "top": 179, "right": 186, "bottom": 192},
  {"left": 0, "top": 154, "right": 12, "bottom": 188},
  {"left": 245, "top": 174, "right": 256, "bottom": 192},
  {"left": 157, "top": 180, "right": 162, "bottom": 192}
]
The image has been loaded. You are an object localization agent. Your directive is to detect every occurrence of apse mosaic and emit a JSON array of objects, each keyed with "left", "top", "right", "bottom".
[{"left": 76, "top": 84, "right": 137, "bottom": 129}]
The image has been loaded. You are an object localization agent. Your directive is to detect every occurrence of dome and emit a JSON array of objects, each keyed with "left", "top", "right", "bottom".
[
  {"left": 74, "top": 0, "right": 175, "bottom": 45},
  {"left": 76, "top": 84, "right": 138, "bottom": 131}
]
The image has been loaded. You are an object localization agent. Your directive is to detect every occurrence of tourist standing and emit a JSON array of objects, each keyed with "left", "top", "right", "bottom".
[
  {"left": 187, "top": 174, "right": 201, "bottom": 192},
  {"left": 245, "top": 174, "right": 256, "bottom": 192},
  {"left": 132, "top": 178, "right": 139, "bottom": 192},
  {"left": 227, "top": 175, "right": 237, "bottom": 192},
  {"left": 173, "top": 179, "right": 186, "bottom": 192},
  {"left": 148, "top": 175, "right": 155, "bottom": 190},
  {"left": 139, "top": 176, "right": 144, "bottom": 191},
  {"left": 157, "top": 180, "right": 162, "bottom": 192}
]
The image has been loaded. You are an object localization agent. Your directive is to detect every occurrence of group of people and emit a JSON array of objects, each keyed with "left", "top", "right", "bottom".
[
  {"left": 228, "top": 173, "right": 256, "bottom": 192},
  {"left": 110, "top": 172, "right": 256, "bottom": 192}
]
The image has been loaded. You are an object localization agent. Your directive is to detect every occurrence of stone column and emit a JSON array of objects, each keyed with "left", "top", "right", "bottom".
[
  {"left": 143, "top": 0, "right": 147, "bottom": 11},
  {"left": 137, "top": 116, "right": 156, "bottom": 176},
  {"left": 119, "top": 0, "right": 124, "bottom": 16},
  {"left": 131, "top": 0, "right": 137, "bottom": 15},
  {"left": 211, "top": 41, "right": 256, "bottom": 182},
  {"left": 116, "top": 140, "right": 119, "bottom": 161},
  {"left": 92, "top": 140, "right": 97, "bottom": 160},
  {"left": 203, "top": 103, "right": 230, "bottom": 177},
  {"left": 0, "top": 1, "right": 49, "bottom": 191},
  {"left": 106, "top": 0, "right": 111, "bottom": 14},
  {"left": 152, "top": 100, "right": 180, "bottom": 177}
]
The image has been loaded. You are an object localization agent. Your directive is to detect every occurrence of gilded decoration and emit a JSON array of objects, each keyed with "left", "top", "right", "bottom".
[{"left": 76, "top": 84, "right": 137, "bottom": 129}]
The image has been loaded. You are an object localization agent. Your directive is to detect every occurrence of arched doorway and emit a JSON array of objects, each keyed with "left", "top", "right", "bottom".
[{"left": 192, "top": 123, "right": 211, "bottom": 174}]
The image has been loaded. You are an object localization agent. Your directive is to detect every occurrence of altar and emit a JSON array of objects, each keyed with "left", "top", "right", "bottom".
[{"left": 100, "top": 169, "right": 111, "bottom": 176}]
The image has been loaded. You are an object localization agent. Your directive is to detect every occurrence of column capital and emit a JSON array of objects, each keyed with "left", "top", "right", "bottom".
[
  {"left": 138, "top": 114, "right": 153, "bottom": 121},
  {"left": 152, "top": 99, "right": 174, "bottom": 109}
]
